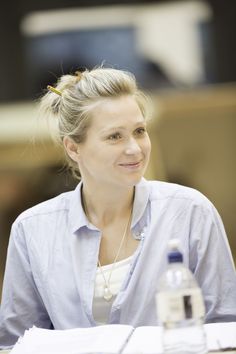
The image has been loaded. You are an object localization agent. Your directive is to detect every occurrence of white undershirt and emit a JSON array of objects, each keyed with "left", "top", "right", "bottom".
[{"left": 93, "top": 256, "right": 132, "bottom": 325}]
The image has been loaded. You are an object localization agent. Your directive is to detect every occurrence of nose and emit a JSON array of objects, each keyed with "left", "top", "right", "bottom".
[{"left": 125, "top": 137, "right": 142, "bottom": 155}]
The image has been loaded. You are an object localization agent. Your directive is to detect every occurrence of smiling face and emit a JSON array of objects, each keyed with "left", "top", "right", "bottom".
[{"left": 67, "top": 95, "right": 151, "bottom": 190}]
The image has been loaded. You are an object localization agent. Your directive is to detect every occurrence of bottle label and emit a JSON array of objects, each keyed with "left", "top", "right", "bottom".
[{"left": 156, "top": 288, "right": 205, "bottom": 323}]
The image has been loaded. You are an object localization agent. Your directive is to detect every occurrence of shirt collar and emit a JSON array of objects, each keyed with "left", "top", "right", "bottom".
[
  {"left": 131, "top": 177, "right": 150, "bottom": 228},
  {"left": 69, "top": 181, "right": 89, "bottom": 233},
  {"left": 68, "top": 178, "right": 150, "bottom": 234}
]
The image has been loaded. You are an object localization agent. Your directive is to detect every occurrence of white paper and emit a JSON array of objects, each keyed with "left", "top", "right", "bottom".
[
  {"left": 122, "top": 326, "right": 163, "bottom": 354},
  {"left": 204, "top": 322, "right": 236, "bottom": 351},
  {"left": 123, "top": 323, "right": 236, "bottom": 353},
  {"left": 9, "top": 322, "right": 236, "bottom": 354},
  {"left": 10, "top": 325, "right": 134, "bottom": 354}
]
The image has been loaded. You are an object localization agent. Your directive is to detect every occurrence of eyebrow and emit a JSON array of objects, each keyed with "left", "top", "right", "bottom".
[{"left": 100, "top": 121, "right": 146, "bottom": 135}]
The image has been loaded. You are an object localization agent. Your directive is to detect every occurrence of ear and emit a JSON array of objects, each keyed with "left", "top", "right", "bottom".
[{"left": 63, "top": 136, "right": 80, "bottom": 163}]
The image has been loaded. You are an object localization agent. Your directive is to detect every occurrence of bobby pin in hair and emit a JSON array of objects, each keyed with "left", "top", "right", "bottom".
[{"left": 47, "top": 85, "right": 62, "bottom": 96}]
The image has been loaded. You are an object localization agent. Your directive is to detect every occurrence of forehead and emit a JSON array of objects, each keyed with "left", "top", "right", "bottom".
[{"left": 89, "top": 96, "right": 145, "bottom": 131}]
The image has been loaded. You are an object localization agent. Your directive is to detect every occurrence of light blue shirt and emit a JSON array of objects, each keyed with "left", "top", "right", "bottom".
[{"left": 1, "top": 178, "right": 236, "bottom": 348}]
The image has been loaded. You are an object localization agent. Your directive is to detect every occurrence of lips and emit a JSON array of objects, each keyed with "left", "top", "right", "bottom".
[
  {"left": 118, "top": 161, "right": 142, "bottom": 168},
  {"left": 120, "top": 162, "right": 139, "bottom": 166}
]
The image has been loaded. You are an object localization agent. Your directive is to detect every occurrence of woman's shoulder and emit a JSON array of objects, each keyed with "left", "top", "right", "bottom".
[
  {"left": 143, "top": 179, "right": 213, "bottom": 208},
  {"left": 14, "top": 189, "right": 77, "bottom": 225}
]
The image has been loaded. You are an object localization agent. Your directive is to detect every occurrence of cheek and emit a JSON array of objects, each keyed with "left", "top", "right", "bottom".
[
  {"left": 143, "top": 138, "right": 152, "bottom": 155},
  {"left": 81, "top": 148, "right": 110, "bottom": 166}
]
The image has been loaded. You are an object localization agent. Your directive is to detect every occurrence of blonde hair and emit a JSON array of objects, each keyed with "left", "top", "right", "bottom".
[{"left": 40, "top": 67, "right": 149, "bottom": 179}]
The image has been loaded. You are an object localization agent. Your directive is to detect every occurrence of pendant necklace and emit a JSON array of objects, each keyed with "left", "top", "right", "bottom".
[
  {"left": 97, "top": 211, "right": 132, "bottom": 301},
  {"left": 82, "top": 191, "right": 133, "bottom": 302}
]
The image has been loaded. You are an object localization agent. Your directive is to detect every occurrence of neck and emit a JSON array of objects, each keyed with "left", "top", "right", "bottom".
[{"left": 82, "top": 183, "right": 134, "bottom": 228}]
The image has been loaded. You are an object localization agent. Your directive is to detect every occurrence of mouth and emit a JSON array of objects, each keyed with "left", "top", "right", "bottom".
[{"left": 118, "top": 161, "right": 142, "bottom": 169}]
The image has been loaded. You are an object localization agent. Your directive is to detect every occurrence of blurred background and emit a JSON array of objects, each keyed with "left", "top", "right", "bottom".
[{"left": 0, "top": 0, "right": 236, "bottom": 296}]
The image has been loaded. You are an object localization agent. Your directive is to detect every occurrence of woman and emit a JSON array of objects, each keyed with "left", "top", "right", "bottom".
[{"left": 0, "top": 67, "right": 236, "bottom": 348}]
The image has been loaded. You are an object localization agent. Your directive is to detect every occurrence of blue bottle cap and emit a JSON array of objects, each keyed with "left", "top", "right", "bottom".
[{"left": 168, "top": 250, "right": 183, "bottom": 263}]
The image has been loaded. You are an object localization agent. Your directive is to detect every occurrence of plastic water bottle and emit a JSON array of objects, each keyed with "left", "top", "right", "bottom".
[{"left": 156, "top": 239, "right": 208, "bottom": 354}]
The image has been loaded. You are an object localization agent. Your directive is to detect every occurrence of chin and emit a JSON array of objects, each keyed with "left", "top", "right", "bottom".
[{"left": 122, "top": 174, "right": 143, "bottom": 187}]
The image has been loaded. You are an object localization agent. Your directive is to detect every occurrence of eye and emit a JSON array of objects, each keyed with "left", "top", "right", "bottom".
[
  {"left": 134, "top": 127, "right": 146, "bottom": 136},
  {"left": 107, "top": 132, "right": 122, "bottom": 141}
]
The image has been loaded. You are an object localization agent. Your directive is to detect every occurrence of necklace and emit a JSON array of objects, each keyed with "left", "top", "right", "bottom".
[
  {"left": 97, "top": 212, "right": 132, "bottom": 301},
  {"left": 82, "top": 191, "right": 133, "bottom": 301}
]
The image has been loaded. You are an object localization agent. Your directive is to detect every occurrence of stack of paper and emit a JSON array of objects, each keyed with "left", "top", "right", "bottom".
[
  {"left": 122, "top": 326, "right": 163, "bottom": 354},
  {"left": 10, "top": 325, "right": 133, "bottom": 354},
  {"left": 124, "top": 322, "right": 236, "bottom": 353},
  {"left": 123, "top": 323, "right": 236, "bottom": 353},
  {"left": 9, "top": 322, "right": 236, "bottom": 354},
  {"left": 204, "top": 322, "right": 236, "bottom": 351}
]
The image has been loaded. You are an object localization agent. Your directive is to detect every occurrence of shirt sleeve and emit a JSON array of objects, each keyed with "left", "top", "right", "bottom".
[
  {"left": 0, "top": 220, "right": 52, "bottom": 349},
  {"left": 189, "top": 200, "right": 236, "bottom": 323}
]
